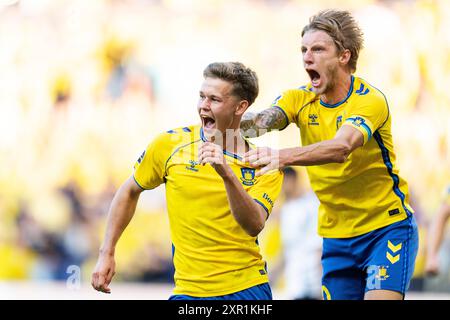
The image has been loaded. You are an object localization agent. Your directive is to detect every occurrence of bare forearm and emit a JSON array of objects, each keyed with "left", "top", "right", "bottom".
[
  {"left": 282, "top": 139, "right": 351, "bottom": 166},
  {"left": 221, "top": 168, "right": 265, "bottom": 237},
  {"left": 101, "top": 184, "right": 141, "bottom": 255}
]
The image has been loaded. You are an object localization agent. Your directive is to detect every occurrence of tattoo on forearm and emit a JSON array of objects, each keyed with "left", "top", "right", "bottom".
[
  {"left": 240, "top": 112, "right": 257, "bottom": 132},
  {"left": 256, "top": 107, "right": 288, "bottom": 131},
  {"left": 240, "top": 107, "right": 288, "bottom": 138}
]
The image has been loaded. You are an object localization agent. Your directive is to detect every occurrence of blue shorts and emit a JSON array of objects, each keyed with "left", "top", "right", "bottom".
[
  {"left": 169, "top": 283, "right": 272, "bottom": 300},
  {"left": 321, "top": 216, "right": 419, "bottom": 300}
]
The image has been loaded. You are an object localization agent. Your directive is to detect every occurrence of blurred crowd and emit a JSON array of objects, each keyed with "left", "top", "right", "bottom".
[{"left": 0, "top": 0, "right": 449, "bottom": 293}]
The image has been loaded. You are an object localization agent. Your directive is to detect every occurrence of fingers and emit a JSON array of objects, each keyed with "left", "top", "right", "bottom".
[
  {"left": 198, "top": 151, "right": 214, "bottom": 164},
  {"left": 243, "top": 149, "right": 258, "bottom": 163},
  {"left": 198, "top": 142, "right": 223, "bottom": 166},
  {"left": 201, "top": 157, "right": 217, "bottom": 165},
  {"left": 199, "top": 142, "right": 219, "bottom": 153},
  {"left": 252, "top": 156, "right": 272, "bottom": 168},
  {"left": 91, "top": 272, "right": 105, "bottom": 292},
  {"left": 243, "top": 148, "right": 280, "bottom": 174},
  {"left": 92, "top": 269, "right": 113, "bottom": 294},
  {"left": 255, "top": 164, "right": 275, "bottom": 177},
  {"left": 244, "top": 152, "right": 261, "bottom": 166},
  {"left": 105, "top": 268, "right": 115, "bottom": 286},
  {"left": 199, "top": 143, "right": 280, "bottom": 171},
  {"left": 243, "top": 148, "right": 273, "bottom": 164},
  {"left": 99, "top": 274, "right": 111, "bottom": 293}
]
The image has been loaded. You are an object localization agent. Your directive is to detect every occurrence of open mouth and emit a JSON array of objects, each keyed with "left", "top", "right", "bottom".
[
  {"left": 306, "top": 69, "right": 321, "bottom": 88},
  {"left": 200, "top": 115, "right": 216, "bottom": 130}
]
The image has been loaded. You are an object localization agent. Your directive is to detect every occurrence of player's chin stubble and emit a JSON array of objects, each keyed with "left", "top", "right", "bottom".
[{"left": 319, "top": 65, "right": 338, "bottom": 95}]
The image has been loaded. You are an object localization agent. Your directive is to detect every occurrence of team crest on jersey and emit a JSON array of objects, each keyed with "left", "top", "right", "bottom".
[
  {"left": 336, "top": 115, "right": 343, "bottom": 130},
  {"left": 186, "top": 160, "right": 200, "bottom": 172},
  {"left": 308, "top": 114, "right": 319, "bottom": 126},
  {"left": 137, "top": 150, "right": 146, "bottom": 164},
  {"left": 375, "top": 266, "right": 390, "bottom": 281},
  {"left": 352, "top": 116, "right": 366, "bottom": 127},
  {"left": 240, "top": 168, "right": 256, "bottom": 186}
]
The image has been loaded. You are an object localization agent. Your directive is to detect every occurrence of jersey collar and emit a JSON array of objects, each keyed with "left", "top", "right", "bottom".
[
  {"left": 320, "top": 75, "right": 355, "bottom": 108},
  {"left": 199, "top": 127, "right": 251, "bottom": 161}
]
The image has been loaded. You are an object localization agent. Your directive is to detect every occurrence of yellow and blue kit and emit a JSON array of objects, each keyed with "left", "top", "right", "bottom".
[
  {"left": 133, "top": 125, "right": 283, "bottom": 299},
  {"left": 273, "top": 76, "right": 418, "bottom": 298}
]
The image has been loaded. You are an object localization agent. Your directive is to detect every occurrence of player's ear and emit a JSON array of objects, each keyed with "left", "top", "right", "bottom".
[
  {"left": 235, "top": 100, "right": 249, "bottom": 116},
  {"left": 339, "top": 49, "right": 351, "bottom": 66}
]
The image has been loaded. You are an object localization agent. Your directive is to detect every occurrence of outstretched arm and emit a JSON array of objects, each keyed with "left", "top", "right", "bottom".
[
  {"left": 425, "top": 202, "right": 450, "bottom": 276},
  {"left": 245, "top": 125, "right": 364, "bottom": 176},
  {"left": 240, "top": 107, "right": 289, "bottom": 138},
  {"left": 91, "top": 176, "right": 144, "bottom": 293}
]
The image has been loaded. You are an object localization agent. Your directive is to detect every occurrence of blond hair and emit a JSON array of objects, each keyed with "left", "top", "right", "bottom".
[{"left": 302, "top": 10, "right": 364, "bottom": 73}]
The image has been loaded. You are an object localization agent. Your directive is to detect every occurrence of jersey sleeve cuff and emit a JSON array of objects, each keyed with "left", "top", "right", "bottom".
[
  {"left": 133, "top": 173, "right": 148, "bottom": 190},
  {"left": 254, "top": 199, "right": 270, "bottom": 220},
  {"left": 272, "top": 106, "right": 290, "bottom": 130},
  {"left": 344, "top": 116, "right": 374, "bottom": 144}
]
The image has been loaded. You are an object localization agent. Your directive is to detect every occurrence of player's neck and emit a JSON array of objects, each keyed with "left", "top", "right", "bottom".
[
  {"left": 222, "top": 129, "right": 249, "bottom": 157},
  {"left": 320, "top": 73, "right": 352, "bottom": 105}
]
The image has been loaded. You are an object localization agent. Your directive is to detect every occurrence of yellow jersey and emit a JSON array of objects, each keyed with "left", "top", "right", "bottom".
[
  {"left": 133, "top": 125, "right": 283, "bottom": 296},
  {"left": 273, "top": 76, "right": 413, "bottom": 238}
]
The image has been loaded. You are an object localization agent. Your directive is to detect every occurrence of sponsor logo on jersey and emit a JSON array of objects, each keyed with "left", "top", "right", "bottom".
[
  {"left": 186, "top": 160, "right": 200, "bottom": 172},
  {"left": 308, "top": 114, "right": 319, "bottom": 126},
  {"left": 263, "top": 193, "right": 274, "bottom": 207}
]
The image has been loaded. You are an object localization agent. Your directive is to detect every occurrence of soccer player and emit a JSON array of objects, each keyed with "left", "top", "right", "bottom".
[
  {"left": 425, "top": 184, "right": 450, "bottom": 276},
  {"left": 91, "top": 62, "right": 283, "bottom": 300},
  {"left": 240, "top": 10, "right": 419, "bottom": 300}
]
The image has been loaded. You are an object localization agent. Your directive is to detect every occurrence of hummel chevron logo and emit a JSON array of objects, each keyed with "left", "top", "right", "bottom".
[
  {"left": 355, "top": 83, "right": 369, "bottom": 95},
  {"left": 386, "top": 240, "right": 402, "bottom": 264},
  {"left": 386, "top": 252, "right": 400, "bottom": 264},
  {"left": 387, "top": 240, "right": 402, "bottom": 253}
]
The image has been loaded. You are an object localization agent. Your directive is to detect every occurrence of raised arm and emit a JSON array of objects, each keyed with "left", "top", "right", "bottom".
[
  {"left": 91, "top": 176, "right": 144, "bottom": 293},
  {"left": 240, "top": 107, "right": 289, "bottom": 138}
]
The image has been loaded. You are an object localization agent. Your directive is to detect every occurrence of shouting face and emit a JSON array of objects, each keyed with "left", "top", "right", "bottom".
[
  {"left": 197, "top": 77, "right": 243, "bottom": 140},
  {"left": 301, "top": 30, "right": 342, "bottom": 95}
]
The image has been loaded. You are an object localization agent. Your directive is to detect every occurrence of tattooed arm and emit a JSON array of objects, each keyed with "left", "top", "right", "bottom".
[{"left": 240, "top": 107, "right": 288, "bottom": 138}]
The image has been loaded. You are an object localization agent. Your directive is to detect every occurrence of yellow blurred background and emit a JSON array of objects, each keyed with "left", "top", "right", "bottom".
[{"left": 0, "top": 0, "right": 449, "bottom": 297}]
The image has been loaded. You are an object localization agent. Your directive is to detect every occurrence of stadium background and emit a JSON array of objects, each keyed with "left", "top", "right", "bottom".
[{"left": 0, "top": 0, "right": 449, "bottom": 299}]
